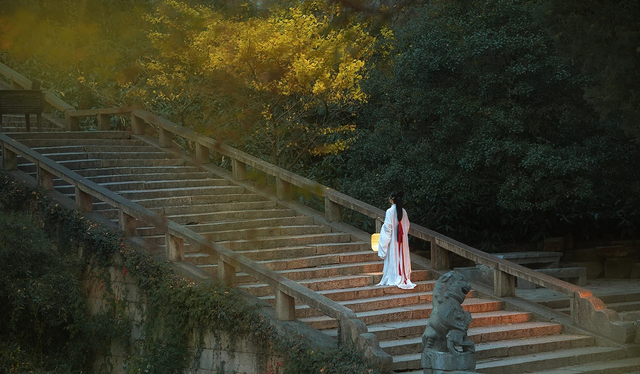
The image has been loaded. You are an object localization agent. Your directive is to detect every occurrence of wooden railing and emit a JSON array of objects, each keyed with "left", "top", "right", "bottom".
[
  {"left": 0, "top": 63, "right": 74, "bottom": 122},
  {"left": 1, "top": 62, "right": 636, "bottom": 346}
]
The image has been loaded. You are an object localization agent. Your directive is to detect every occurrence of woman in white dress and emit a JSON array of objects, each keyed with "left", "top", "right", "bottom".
[{"left": 377, "top": 191, "right": 416, "bottom": 289}]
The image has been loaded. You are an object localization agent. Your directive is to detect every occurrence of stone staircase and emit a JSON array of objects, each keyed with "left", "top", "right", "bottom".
[
  {"left": 1, "top": 113, "right": 64, "bottom": 133},
  {"left": 3, "top": 130, "right": 640, "bottom": 374},
  {"left": 533, "top": 285, "right": 640, "bottom": 324}
]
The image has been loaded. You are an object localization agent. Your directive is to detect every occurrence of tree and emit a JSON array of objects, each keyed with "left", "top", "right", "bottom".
[
  {"left": 344, "top": 0, "right": 640, "bottom": 246},
  {"left": 141, "top": 0, "right": 379, "bottom": 168},
  {"left": 537, "top": 0, "right": 640, "bottom": 136}
]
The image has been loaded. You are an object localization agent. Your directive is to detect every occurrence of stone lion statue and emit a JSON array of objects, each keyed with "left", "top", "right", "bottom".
[{"left": 422, "top": 271, "right": 475, "bottom": 355}]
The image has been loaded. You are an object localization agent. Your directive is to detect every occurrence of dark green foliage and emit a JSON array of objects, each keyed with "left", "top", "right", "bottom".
[
  {"left": 0, "top": 180, "right": 119, "bottom": 373},
  {"left": 537, "top": 0, "right": 640, "bottom": 135},
  {"left": 0, "top": 172, "right": 379, "bottom": 374},
  {"left": 345, "top": 0, "right": 640, "bottom": 247}
]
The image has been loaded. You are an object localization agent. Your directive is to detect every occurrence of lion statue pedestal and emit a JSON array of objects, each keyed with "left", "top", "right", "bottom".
[{"left": 421, "top": 271, "right": 476, "bottom": 374}]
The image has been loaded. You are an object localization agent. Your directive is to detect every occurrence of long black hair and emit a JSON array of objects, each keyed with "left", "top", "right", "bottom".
[{"left": 390, "top": 191, "right": 404, "bottom": 221}]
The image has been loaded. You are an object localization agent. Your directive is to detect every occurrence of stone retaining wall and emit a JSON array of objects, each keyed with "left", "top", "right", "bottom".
[{"left": 85, "top": 265, "right": 284, "bottom": 374}]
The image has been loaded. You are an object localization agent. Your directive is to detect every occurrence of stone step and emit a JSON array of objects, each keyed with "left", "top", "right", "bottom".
[
  {"left": 218, "top": 232, "right": 354, "bottom": 251},
  {"left": 529, "top": 356, "right": 640, "bottom": 374},
  {"left": 1, "top": 125, "right": 63, "bottom": 132},
  {"left": 390, "top": 334, "right": 594, "bottom": 372},
  {"left": 147, "top": 201, "right": 278, "bottom": 216},
  {"left": 205, "top": 225, "right": 335, "bottom": 247},
  {"left": 18, "top": 158, "right": 188, "bottom": 172},
  {"left": 259, "top": 280, "right": 437, "bottom": 304},
  {"left": 55, "top": 171, "right": 215, "bottom": 185},
  {"left": 138, "top": 216, "right": 317, "bottom": 245},
  {"left": 15, "top": 138, "right": 146, "bottom": 148},
  {"left": 157, "top": 208, "right": 297, "bottom": 225},
  {"left": 148, "top": 216, "right": 316, "bottom": 238},
  {"left": 201, "top": 261, "right": 386, "bottom": 285},
  {"left": 103, "top": 207, "right": 297, "bottom": 227},
  {"left": 298, "top": 291, "right": 480, "bottom": 320},
  {"left": 96, "top": 158, "right": 188, "bottom": 168},
  {"left": 290, "top": 291, "right": 443, "bottom": 319},
  {"left": 235, "top": 242, "right": 371, "bottom": 261},
  {"left": 238, "top": 270, "right": 430, "bottom": 297},
  {"left": 551, "top": 300, "right": 640, "bottom": 317},
  {"left": 32, "top": 145, "right": 158, "bottom": 154},
  {"left": 72, "top": 166, "right": 200, "bottom": 177},
  {"left": 475, "top": 346, "right": 627, "bottom": 374},
  {"left": 184, "top": 242, "right": 372, "bottom": 265},
  {"left": 196, "top": 224, "right": 334, "bottom": 242},
  {"left": 18, "top": 158, "right": 102, "bottom": 171},
  {"left": 607, "top": 300, "right": 640, "bottom": 314},
  {"left": 116, "top": 185, "right": 245, "bottom": 200},
  {"left": 619, "top": 310, "right": 640, "bottom": 322},
  {"left": 353, "top": 311, "right": 536, "bottom": 342},
  {"left": 256, "top": 251, "right": 381, "bottom": 272},
  {"left": 315, "top": 279, "right": 436, "bottom": 302},
  {"left": 8, "top": 131, "right": 130, "bottom": 140},
  {"left": 54, "top": 178, "right": 231, "bottom": 195},
  {"left": 40, "top": 151, "right": 174, "bottom": 161},
  {"left": 129, "top": 193, "right": 267, "bottom": 209},
  {"left": 185, "top": 232, "right": 352, "bottom": 264},
  {"left": 299, "top": 297, "right": 503, "bottom": 330},
  {"left": 93, "top": 193, "right": 263, "bottom": 212}
]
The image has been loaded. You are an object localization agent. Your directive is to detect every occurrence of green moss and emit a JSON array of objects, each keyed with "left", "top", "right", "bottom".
[{"left": 0, "top": 171, "right": 379, "bottom": 374}]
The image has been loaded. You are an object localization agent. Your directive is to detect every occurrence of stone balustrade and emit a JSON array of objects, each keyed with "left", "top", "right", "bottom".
[{"left": 1, "top": 61, "right": 636, "bottom": 349}]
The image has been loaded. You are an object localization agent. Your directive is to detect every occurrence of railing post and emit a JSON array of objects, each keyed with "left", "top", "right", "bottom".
[
  {"left": 276, "top": 176, "right": 292, "bottom": 201},
  {"left": 38, "top": 166, "right": 54, "bottom": 190},
  {"left": 131, "top": 114, "right": 145, "bottom": 135},
  {"left": 218, "top": 258, "right": 237, "bottom": 288},
  {"left": 165, "top": 233, "right": 185, "bottom": 262},
  {"left": 43, "top": 100, "right": 53, "bottom": 114},
  {"left": 195, "top": 142, "right": 210, "bottom": 164},
  {"left": 119, "top": 210, "right": 138, "bottom": 237},
  {"left": 158, "top": 127, "right": 173, "bottom": 148},
  {"left": 376, "top": 218, "right": 383, "bottom": 232},
  {"left": 75, "top": 186, "right": 93, "bottom": 213},
  {"left": 10, "top": 80, "right": 22, "bottom": 89},
  {"left": 325, "top": 196, "right": 341, "bottom": 222},
  {"left": 67, "top": 115, "right": 80, "bottom": 131},
  {"left": 232, "top": 158, "right": 247, "bottom": 181},
  {"left": 97, "top": 114, "right": 111, "bottom": 131},
  {"left": 431, "top": 243, "right": 450, "bottom": 271},
  {"left": 493, "top": 269, "right": 515, "bottom": 297},
  {"left": 2, "top": 145, "right": 17, "bottom": 171},
  {"left": 275, "top": 289, "right": 296, "bottom": 321}
]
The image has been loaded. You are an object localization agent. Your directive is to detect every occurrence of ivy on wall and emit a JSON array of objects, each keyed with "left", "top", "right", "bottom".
[{"left": 0, "top": 171, "right": 380, "bottom": 374}]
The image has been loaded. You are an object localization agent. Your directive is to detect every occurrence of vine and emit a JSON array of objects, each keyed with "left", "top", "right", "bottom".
[{"left": 0, "top": 171, "right": 380, "bottom": 374}]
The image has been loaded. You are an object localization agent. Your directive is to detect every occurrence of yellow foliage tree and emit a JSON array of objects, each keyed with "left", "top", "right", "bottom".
[{"left": 144, "top": 0, "right": 383, "bottom": 167}]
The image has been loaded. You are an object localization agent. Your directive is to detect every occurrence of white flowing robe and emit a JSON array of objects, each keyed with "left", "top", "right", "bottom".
[{"left": 377, "top": 205, "right": 416, "bottom": 289}]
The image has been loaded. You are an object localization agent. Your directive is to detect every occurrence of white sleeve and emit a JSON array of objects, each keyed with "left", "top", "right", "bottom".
[{"left": 377, "top": 208, "right": 394, "bottom": 258}]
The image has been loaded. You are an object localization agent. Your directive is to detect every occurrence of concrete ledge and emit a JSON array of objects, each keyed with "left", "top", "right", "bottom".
[
  {"left": 495, "top": 251, "right": 562, "bottom": 268},
  {"left": 518, "top": 267, "right": 587, "bottom": 289}
]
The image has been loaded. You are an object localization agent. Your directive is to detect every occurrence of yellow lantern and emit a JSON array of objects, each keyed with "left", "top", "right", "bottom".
[{"left": 370, "top": 233, "right": 380, "bottom": 252}]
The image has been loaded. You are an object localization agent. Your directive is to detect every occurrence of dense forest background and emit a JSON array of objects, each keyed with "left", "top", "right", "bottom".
[{"left": 1, "top": 0, "right": 639, "bottom": 250}]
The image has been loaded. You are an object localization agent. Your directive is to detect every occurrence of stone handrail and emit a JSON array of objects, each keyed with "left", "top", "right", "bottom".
[
  {"left": 0, "top": 133, "right": 389, "bottom": 367},
  {"left": 0, "top": 63, "right": 74, "bottom": 117},
  {"left": 2, "top": 59, "right": 634, "bottom": 345},
  {"left": 67, "top": 106, "right": 638, "bottom": 344}
]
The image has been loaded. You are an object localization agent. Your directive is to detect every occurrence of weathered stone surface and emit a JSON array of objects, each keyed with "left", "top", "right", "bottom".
[
  {"left": 605, "top": 258, "right": 635, "bottom": 279},
  {"left": 422, "top": 272, "right": 476, "bottom": 372},
  {"left": 630, "top": 263, "right": 640, "bottom": 279},
  {"left": 565, "top": 261, "right": 603, "bottom": 279},
  {"left": 596, "top": 245, "right": 636, "bottom": 258},
  {"left": 422, "top": 351, "right": 476, "bottom": 373},
  {"left": 543, "top": 237, "right": 564, "bottom": 252}
]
